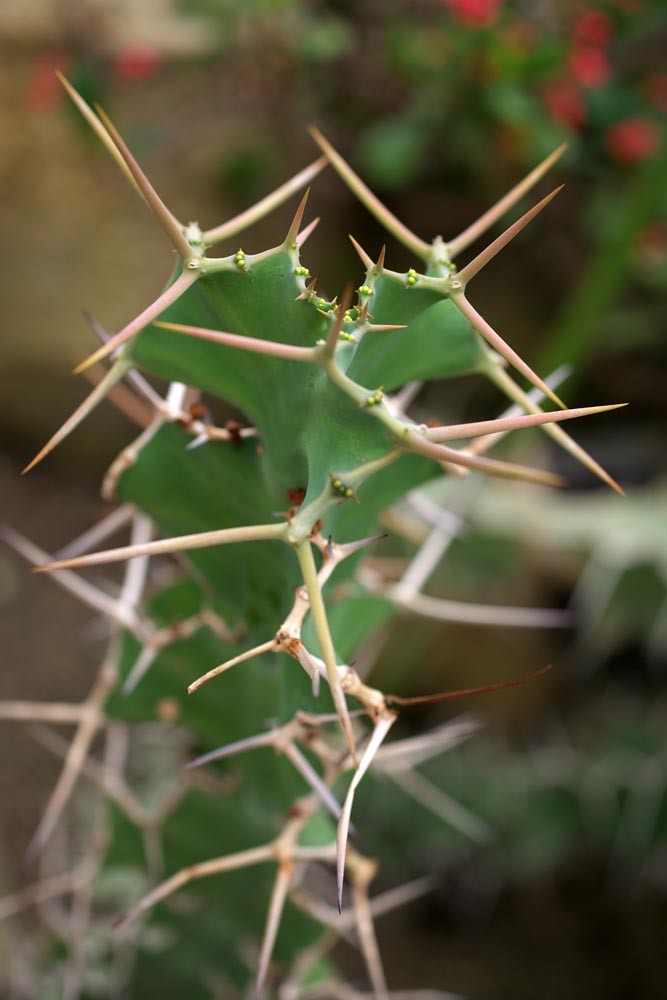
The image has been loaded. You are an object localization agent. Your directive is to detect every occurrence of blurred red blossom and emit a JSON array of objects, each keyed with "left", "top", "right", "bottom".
[
  {"left": 569, "top": 46, "right": 611, "bottom": 88},
  {"left": 571, "top": 10, "right": 614, "bottom": 47},
  {"left": 25, "top": 48, "right": 71, "bottom": 113},
  {"left": 541, "top": 78, "right": 587, "bottom": 129},
  {"left": 113, "top": 47, "right": 162, "bottom": 82},
  {"left": 443, "top": 0, "right": 504, "bottom": 29},
  {"left": 604, "top": 116, "right": 659, "bottom": 163}
]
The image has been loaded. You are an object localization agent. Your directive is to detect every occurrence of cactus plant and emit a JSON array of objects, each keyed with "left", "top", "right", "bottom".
[{"left": 0, "top": 76, "right": 626, "bottom": 999}]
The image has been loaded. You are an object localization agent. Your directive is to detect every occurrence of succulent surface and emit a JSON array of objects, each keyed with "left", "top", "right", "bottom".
[{"left": 0, "top": 79, "right": 625, "bottom": 998}]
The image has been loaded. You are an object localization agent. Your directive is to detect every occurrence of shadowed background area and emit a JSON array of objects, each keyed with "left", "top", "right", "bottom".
[{"left": 1, "top": 1, "right": 666, "bottom": 997}]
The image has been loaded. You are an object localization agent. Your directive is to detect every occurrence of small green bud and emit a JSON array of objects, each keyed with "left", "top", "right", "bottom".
[
  {"left": 363, "top": 387, "right": 384, "bottom": 407},
  {"left": 357, "top": 285, "right": 373, "bottom": 296},
  {"left": 340, "top": 331, "right": 357, "bottom": 343},
  {"left": 295, "top": 266, "right": 310, "bottom": 277},
  {"left": 329, "top": 474, "right": 358, "bottom": 502},
  {"left": 406, "top": 275, "right": 417, "bottom": 285}
]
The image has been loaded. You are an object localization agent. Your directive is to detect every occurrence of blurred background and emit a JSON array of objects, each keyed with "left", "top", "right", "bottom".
[{"left": 1, "top": 0, "right": 666, "bottom": 997}]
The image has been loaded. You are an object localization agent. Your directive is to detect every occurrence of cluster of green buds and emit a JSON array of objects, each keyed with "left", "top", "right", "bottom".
[
  {"left": 329, "top": 474, "right": 358, "bottom": 501},
  {"left": 363, "top": 387, "right": 384, "bottom": 408},
  {"left": 294, "top": 265, "right": 310, "bottom": 277},
  {"left": 234, "top": 248, "right": 248, "bottom": 270},
  {"left": 406, "top": 267, "right": 419, "bottom": 286},
  {"left": 356, "top": 284, "right": 373, "bottom": 296}
]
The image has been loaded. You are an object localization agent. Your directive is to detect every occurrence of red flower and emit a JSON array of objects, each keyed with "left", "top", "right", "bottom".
[
  {"left": 571, "top": 10, "right": 614, "bottom": 47},
  {"left": 25, "top": 48, "right": 71, "bottom": 113},
  {"left": 444, "top": 0, "right": 504, "bottom": 28},
  {"left": 604, "top": 117, "right": 658, "bottom": 163},
  {"left": 113, "top": 47, "right": 162, "bottom": 82},
  {"left": 569, "top": 46, "right": 610, "bottom": 88},
  {"left": 541, "top": 79, "right": 586, "bottom": 129}
]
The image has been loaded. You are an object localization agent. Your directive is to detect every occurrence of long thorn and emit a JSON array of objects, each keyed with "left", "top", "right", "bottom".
[
  {"left": 456, "top": 186, "right": 564, "bottom": 285},
  {"left": 154, "top": 322, "right": 316, "bottom": 363},
  {"left": 187, "top": 640, "right": 277, "bottom": 695},
  {"left": 0, "top": 526, "right": 127, "bottom": 622},
  {"left": 407, "top": 433, "right": 566, "bottom": 487},
  {"left": 35, "top": 523, "right": 286, "bottom": 574},
  {"left": 352, "top": 879, "right": 389, "bottom": 1000},
  {"left": 94, "top": 106, "right": 192, "bottom": 260},
  {"left": 309, "top": 127, "right": 430, "bottom": 260},
  {"left": 452, "top": 295, "right": 567, "bottom": 409},
  {"left": 51, "top": 504, "right": 134, "bottom": 561},
  {"left": 349, "top": 235, "right": 374, "bottom": 270},
  {"left": 284, "top": 188, "right": 310, "bottom": 249},
  {"left": 203, "top": 158, "right": 327, "bottom": 245},
  {"left": 337, "top": 715, "right": 396, "bottom": 912},
  {"left": 386, "top": 665, "right": 552, "bottom": 706},
  {"left": 73, "top": 270, "right": 197, "bottom": 374},
  {"left": 186, "top": 730, "right": 276, "bottom": 769},
  {"left": 82, "top": 310, "right": 167, "bottom": 410},
  {"left": 283, "top": 743, "right": 344, "bottom": 823},
  {"left": 448, "top": 145, "right": 567, "bottom": 257},
  {"left": 425, "top": 403, "right": 626, "bottom": 443},
  {"left": 56, "top": 73, "right": 146, "bottom": 202},
  {"left": 25, "top": 653, "right": 117, "bottom": 862},
  {"left": 296, "top": 540, "right": 358, "bottom": 767},
  {"left": 116, "top": 843, "right": 274, "bottom": 929},
  {"left": 297, "top": 216, "right": 320, "bottom": 247},
  {"left": 397, "top": 591, "right": 573, "bottom": 629},
  {"left": 255, "top": 864, "right": 292, "bottom": 999},
  {"left": 486, "top": 363, "right": 626, "bottom": 494},
  {"left": 22, "top": 360, "right": 128, "bottom": 474},
  {"left": 323, "top": 289, "right": 353, "bottom": 358}
]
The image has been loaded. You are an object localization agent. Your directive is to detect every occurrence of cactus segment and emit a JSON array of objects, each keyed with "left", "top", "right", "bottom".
[{"left": 7, "top": 85, "right": 631, "bottom": 997}]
